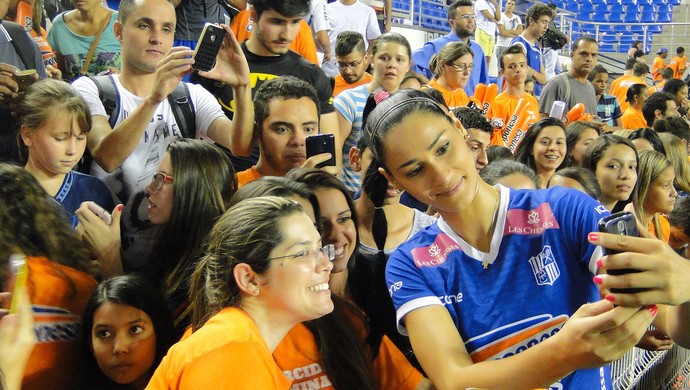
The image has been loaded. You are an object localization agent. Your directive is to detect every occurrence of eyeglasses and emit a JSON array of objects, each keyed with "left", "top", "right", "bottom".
[
  {"left": 151, "top": 171, "right": 173, "bottom": 190},
  {"left": 267, "top": 244, "right": 336, "bottom": 263},
  {"left": 336, "top": 57, "right": 365, "bottom": 70},
  {"left": 447, "top": 63, "right": 475, "bottom": 73},
  {"left": 457, "top": 14, "right": 476, "bottom": 20}
]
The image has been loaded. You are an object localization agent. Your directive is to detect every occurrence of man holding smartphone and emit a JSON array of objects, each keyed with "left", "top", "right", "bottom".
[
  {"left": 71, "top": 0, "right": 253, "bottom": 272},
  {"left": 236, "top": 76, "right": 335, "bottom": 188},
  {"left": 191, "top": 0, "right": 340, "bottom": 174}
]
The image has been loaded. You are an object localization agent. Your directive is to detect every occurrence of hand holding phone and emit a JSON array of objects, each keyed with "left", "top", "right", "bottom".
[
  {"left": 13, "top": 69, "right": 37, "bottom": 92},
  {"left": 306, "top": 134, "right": 336, "bottom": 168},
  {"left": 192, "top": 23, "right": 227, "bottom": 72},
  {"left": 598, "top": 211, "right": 645, "bottom": 293},
  {"left": 87, "top": 201, "right": 113, "bottom": 226}
]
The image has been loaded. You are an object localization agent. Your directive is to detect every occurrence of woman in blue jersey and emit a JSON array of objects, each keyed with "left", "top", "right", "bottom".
[{"left": 361, "top": 88, "right": 690, "bottom": 389}]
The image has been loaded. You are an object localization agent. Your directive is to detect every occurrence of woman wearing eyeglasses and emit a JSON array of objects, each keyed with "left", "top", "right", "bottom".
[
  {"left": 426, "top": 42, "right": 474, "bottom": 109},
  {"left": 78, "top": 139, "right": 237, "bottom": 334},
  {"left": 147, "top": 196, "right": 335, "bottom": 389}
]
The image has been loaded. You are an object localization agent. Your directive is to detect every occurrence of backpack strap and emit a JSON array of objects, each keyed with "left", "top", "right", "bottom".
[
  {"left": 168, "top": 81, "right": 196, "bottom": 139},
  {"left": 2, "top": 21, "right": 37, "bottom": 70},
  {"left": 88, "top": 74, "right": 120, "bottom": 129}
]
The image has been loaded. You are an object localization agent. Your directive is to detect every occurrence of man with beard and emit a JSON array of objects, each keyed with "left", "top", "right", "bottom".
[
  {"left": 511, "top": 2, "right": 550, "bottom": 97},
  {"left": 192, "top": 0, "right": 338, "bottom": 173},
  {"left": 539, "top": 36, "right": 600, "bottom": 118},
  {"left": 332, "top": 31, "right": 372, "bottom": 96},
  {"left": 411, "top": 0, "right": 488, "bottom": 96}
]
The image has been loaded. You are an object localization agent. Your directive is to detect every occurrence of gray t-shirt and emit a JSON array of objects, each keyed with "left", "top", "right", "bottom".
[{"left": 538, "top": 73, "right": 598, "bottom": 116}]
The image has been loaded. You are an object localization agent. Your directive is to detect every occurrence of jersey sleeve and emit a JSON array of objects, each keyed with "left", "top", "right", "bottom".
[
  {"left": 386, "top": 247, "right": 444, "bottom": 335},
  {"left": 548, "top": 187, "right": 609, "bottom": 275},
  {"left": 72, "top": 76, "right": 108, "bottom": 117},
  {"left": 188, "top": 83, "right": 226, "bottom": 139},
  {"left": 611, "top": 97, "right": 623, "bottom": 120},
  {"left": 365, "top": 9, "right": 382, "bottom": 39},
  {"left": 310, "top": 0, "right": 329, "bottom": 33}
]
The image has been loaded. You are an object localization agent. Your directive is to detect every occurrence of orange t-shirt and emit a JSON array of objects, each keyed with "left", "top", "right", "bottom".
[
  {"left": 621, "top": 106, "right": 648, "bottom": 129},
  {"left": 146, "top": 307, "right": 292, "bottom": 389},
  {"left": 426, "top": 78, "right": 469, "bottom": 109},
  {"left": 273, "top": 322, "right": 423, "bottom": 389},
  {"left": 652, "top": 56, "right": 666, "bottom": 82},
  {"left": 236, "top": 166, "right": 263, "bottom": 188},
  {"left": 649, "top": 80, "right": 665, "bottom": 94},
  {"left": 487, "top": 91, "right": 539, "bottom": 149},
  {"left": 8, "top": 1, "right": 57, "bottom": 67},
  {"left": 668, "top": 55, "right": 688, "bottom": 79},
  {"left": 333, "top": 72, "right": 372, "bottom": 97},
  {"left": 18, "top": 256, "right": 97, "bottom": 390},
  {"left": 609, "top": 75, "right": 645, "bottom": 112},
  {"left": 230, "top": 9, "right": 319, "bottom": 66},
  {"left": 649, "top": 214, "right": 671, "bottom": 243}
]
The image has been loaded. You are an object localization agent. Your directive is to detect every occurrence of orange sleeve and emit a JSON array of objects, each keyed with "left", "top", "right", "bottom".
[
  {"left": 372, "top": 335, "right": 424, "bottom": 390},
  {"left": 230, "top": 10, "right": 251, "bottom": 43},
  {"left": 291, "top": 20, "right": 319, "bottom": 65},
  {"left": 14, "top": 1, "right": 32, "bottom": 30}
]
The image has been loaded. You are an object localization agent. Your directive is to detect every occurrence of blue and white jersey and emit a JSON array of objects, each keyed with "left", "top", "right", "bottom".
[
  {"left": 511, "top": 35, "right": 544, "bottom": 97},
  {"left": 386, "top": 185, "right": 611, "bottom": 389},
  {"left": 334, "top": 83, "right": 369, "bottom": 194}
]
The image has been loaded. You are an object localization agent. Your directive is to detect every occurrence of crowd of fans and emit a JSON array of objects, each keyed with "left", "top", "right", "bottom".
[{"left": 1, "top": 0, "right": 690, "bottom": 389}]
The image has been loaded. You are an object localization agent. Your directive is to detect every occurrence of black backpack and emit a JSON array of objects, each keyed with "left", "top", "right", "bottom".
[
  {"left": 3, "top": 21, "right": 37, "bottom": 70},
  {"left": 77, "top": 75, "right": 196, "bottom": 172}
]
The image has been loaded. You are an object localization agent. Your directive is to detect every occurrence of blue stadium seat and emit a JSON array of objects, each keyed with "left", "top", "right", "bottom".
[
  {"left": 602, "top": 33, "right": 619, "bottom": 43},
  {"left": 641, "top": 4, "right": 658, "bottom": 13},
  {"left": 624, "top": 9, "right": 640, "bottom": 22},
  {"left": 657, "top": 10, "right": 673, "bottom": 22},
  {"left": 609, "top": 10, "right": 624, "bottom": 21},
  {"left": 658, "top": 3, "right": 673, "bottom": 13},
  {"left": 621, "top": 0, "right": 636, "bottom": 4},
  {"left": 641, "top": 11, "right": 657, "bottom": 22},
  {"left": 594, "top": 3, "right": 610, "bottom": 15},
  {"left": 648, "top": 24, "right": 663, "bottom": 33},
  {"left": 600, "top": 43, "right": 616, "bottom": 52},
  {"left": 667, "top": 0, "right": 681, "bottom": 5},
  {"left": 578, "top": 9, "right": 593, "bottom": 20},
  {"left": 580, "top": 1, "right": 595, "bottom": 12},
  {"left": 566, "top": 2, "right": 579, "bottom": 12}
]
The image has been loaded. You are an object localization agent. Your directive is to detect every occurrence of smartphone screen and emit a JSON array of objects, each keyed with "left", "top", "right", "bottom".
[{"left": 306, "top": 134, "right": 336, "bottom": 168}]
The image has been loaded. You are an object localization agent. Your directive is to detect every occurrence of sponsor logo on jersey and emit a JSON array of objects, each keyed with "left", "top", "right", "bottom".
[
  {"left": 411, "top": 233, "right": 460, "bottom": 268},
  {"left": 283, "top": 363, "right": 333, "bottom": 389},
  {"left": 467, "top": 313, "right": 567, "bottom": 362},
  {"left": 595, "top": 204, "right": 608, "bottom": 215},
  {"left": 438, "top": 292, "right": 464, "bottom": 304},
  {"left": 388, "top": 281, "right": 402, "bottom": 296},
  {"left": 33, "top": 305, "right": 82, "bottom": 343},
  {"left": 528, "top": 246, "right": 561, "bottom": 286},
  {"left": 505, "top": 203, "right": 559, "bottom": 235}
]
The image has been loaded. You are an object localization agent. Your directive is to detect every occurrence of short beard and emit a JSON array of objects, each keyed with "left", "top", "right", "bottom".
[{"left": 455, "top": 26, "right": 474, "bottom": 40}]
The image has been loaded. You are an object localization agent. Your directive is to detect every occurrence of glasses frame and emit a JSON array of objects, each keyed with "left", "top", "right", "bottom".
[
  {"left": 446, "top": 62, "right": 475, "bottom": 73},
  {"left": 336, "top": 56, "right": 366, "bottom": 70},
  {"left": 151, "top": 171, "right": 174, "bottom": 191},
  {"left": 267, "top": 244, "right": 336, "bottom": 263}
]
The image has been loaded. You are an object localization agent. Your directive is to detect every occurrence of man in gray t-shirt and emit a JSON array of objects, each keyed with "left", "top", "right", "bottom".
[{"left": 539, "top": 36, "right": 599, "bottom": 118}]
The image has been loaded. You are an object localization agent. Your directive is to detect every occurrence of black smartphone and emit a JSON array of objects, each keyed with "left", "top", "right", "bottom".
[
  {"left": 598, "top": 211, "right": 645, "bottom": 293},
  {"left": 192, "top": 23, "right": 226, "bottom": 72},
  {"left": 306, "top": 134, "right": 336, "bottom": 168}
]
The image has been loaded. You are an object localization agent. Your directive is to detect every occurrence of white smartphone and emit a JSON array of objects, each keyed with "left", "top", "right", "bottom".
[{"left": 87, "top": 201, "right": 112, "bottom": 226}]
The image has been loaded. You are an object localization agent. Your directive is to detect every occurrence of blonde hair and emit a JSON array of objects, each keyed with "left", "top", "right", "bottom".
[
  {"left": 632, "top": 150, "right": 673, "bottom": 224},
  {"left": 658, "top": 132, "right": 690, "bottom": 193},
  {"left": 429, "top": 42, "right": 474, "bottom": 78}
]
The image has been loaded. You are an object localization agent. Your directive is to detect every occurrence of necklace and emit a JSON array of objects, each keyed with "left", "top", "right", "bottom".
[{"left": 482, "top": 186, "right": 501, "bottom": 270}]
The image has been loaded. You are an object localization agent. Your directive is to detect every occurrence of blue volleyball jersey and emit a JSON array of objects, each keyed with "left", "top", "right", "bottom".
[{"left": 386, "top": 185, "right": 612, "bottom": 389}]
